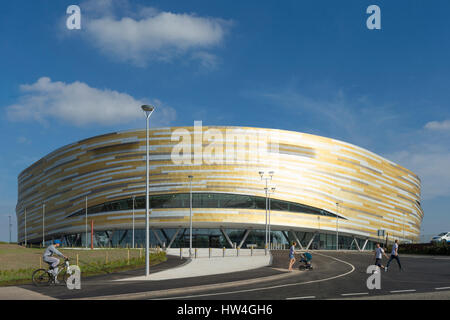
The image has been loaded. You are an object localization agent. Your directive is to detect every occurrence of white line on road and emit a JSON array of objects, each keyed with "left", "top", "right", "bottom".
[
  {"left": 153, "top": 252, "right": 356, "bottom": 300},
  {"left": 390, "top": 289, "right": 416, "bottom": 294},
  {"left": 435, "top": 287, "right": 450, "bottom": 290},
  {"left": 286, "top": 296, "right": 316, "bottom": 300},
  {"left": 341, "top": 292, "right": 369, "bottom": 296}
]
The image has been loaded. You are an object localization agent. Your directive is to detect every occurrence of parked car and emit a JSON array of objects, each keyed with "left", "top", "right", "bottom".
[{"left": 431, "top": 232, "right": 450, "bottom": 244}]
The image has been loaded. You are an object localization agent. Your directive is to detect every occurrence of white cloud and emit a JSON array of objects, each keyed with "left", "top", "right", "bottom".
[
  {"left": 82, "top": 2, "right": 231, "bottom": 66},
  {"left": 6, "top": 77, "right": 176, "bottom": 126},
  {"left": 249, "top": 85, "right": 450, "bottom": 201},
  {"left": 389, "top": 146, "right": 450, "bottom": 200},
  {"left": 16, "top": 136, "right": 31, "bottom": 144},
  {"left": 191, "top": 51, "right": 220, "bottom": 70},
  {"left": 424, "top": 120, "right": 450, "bottom": 131}
]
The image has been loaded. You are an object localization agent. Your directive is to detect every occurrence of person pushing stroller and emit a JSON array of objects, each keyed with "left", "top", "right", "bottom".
[{"left": 298, "top": 251, "right": 313, "bottom": 270}]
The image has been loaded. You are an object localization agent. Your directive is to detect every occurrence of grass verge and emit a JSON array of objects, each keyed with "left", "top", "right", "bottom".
[{"left": 0, "top": 251, "right": 166, "bottom": 286}]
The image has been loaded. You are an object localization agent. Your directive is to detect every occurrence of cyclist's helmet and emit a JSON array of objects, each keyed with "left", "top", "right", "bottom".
[{"left": 53, "top": 239, "right": 62, "bottom": 245}]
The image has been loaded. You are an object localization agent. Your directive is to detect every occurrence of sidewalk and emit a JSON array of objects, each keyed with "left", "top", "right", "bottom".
[
  {"left": 116, "top": 248, "right": 272, "bottom": 281},
  {"left": 0, "top": 286, "right": 56, "bottom": 300}
]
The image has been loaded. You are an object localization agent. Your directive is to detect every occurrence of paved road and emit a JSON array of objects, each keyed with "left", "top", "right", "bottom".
[
  {"left": 21, "top": 254, "right": 282, "bottom": 299},
  {"left": 18, "top": 250, "right": 450, "bottom": 300},
  {"left": 159, "top": 250, "right": 450, "bottom": 300}
]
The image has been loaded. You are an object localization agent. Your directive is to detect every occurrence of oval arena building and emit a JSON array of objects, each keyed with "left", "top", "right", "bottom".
[{"left": 16, "top": 126, "right": 423, "bottom": 250}]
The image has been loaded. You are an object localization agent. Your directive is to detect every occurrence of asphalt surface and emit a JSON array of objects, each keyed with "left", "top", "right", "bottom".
[
  {"left": 19, "top": 250, "right": 450, "bottom": 300},
  {"left": 161, "top": 250, "right": 450, "bottom": 300},
  {"left": 21, "top": 254, "right": 283, "bottom": 299}
]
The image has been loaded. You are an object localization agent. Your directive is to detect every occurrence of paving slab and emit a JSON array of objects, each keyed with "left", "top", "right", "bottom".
[
  {"left": 117, "top": 253, "right": 272, "bottom": 281},
  {"left": 0, "top": 286, "right": 56, "bottom": 300}
]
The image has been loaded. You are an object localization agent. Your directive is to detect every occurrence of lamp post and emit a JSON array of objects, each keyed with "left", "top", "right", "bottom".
[
  {"left": 268, "top": 187, "right": 275, "bottom": 250},
  {"left": 132, "top": 195, "right": 135, "bottom": 249},
  {"left": 42, "top": 203, "right": 45, "bottom": 247},
  {"left": 24, "top": 208, "right": 27, "bottom": 247},
  {"left": 259, "top": 171, "right": 274, "bottom": 255},
  {"left": 85, "top": 196, "right": 88, "bottom": 249},
  {"left": 336, "top": 201, "right": 341, "bottom": 251},
  {"left": 188, "top": 175, "right": 193, "bottom": 257},
  {"left": 9, "top": 215, "right": 12, "bottom": 244},
  {"left": 142, "top": 104, "right": 155, "bottom": 277},
  {"left": 403, "top": 212, "right": 405, "bottom": 243}
]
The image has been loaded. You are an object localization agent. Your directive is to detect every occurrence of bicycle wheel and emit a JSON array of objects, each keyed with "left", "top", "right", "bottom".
[
  {"left": 58, "top": 269, "right": 70, "bottom": 284},
  {"left": 32, "top": 269, "right": 51, "bottom": 286}
]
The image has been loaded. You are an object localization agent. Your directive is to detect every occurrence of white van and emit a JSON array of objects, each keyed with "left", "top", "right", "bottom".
[{"left": 431, "top": 232, "right": 450, "bottom": 244}]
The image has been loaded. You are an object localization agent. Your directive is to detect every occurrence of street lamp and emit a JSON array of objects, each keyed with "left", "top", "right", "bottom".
[
  {"left": 132, "top": 195, "right": 135, "bottom": 249},
  {"left": 24, "top": 208, "right": 27, "bottom": 247},
  {"left": 259, "top": 171, "right": 274, "bottom": 255},
  {"left": 188, "top": 175, "right": 193, "bottom": 257},
  {"left": 403, "top": 212, "right": 405, "bottom": 243},
  {"left": 268, "top": 187, "right": 275, "bottom": 250},
  {"left": 42, "top": 203, "right": 45, "bottom": 247},
  {"left": 336, "top": 201, "right": 342, "bottom": 251},
  {"left": 9, "top": 215, "right": 12, "bottom": 244},
  {"left": 85, "top": 196, "right": 88, "bottom": 249},
  {"left": 142, "top": 104, "right": 155, "bottom": 277}
]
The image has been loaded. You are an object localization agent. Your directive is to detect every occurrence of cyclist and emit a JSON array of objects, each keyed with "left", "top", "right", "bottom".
[{"left": 43, "top": 239, "right": 68, "bottom": 283}]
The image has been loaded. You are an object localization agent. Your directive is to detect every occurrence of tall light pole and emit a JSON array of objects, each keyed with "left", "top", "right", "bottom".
[
  {"left": 24, "top": 208, "right": 27, "bottom": 247},
  {"left": 42, "top": 203, "right": 45, "bottom": 247},
  {"left": 336, "top": 201, "right": 341, "bottom": 251},
  {"left": 188, "top": 175, "right": 193, "bottom": 257},
  {"left": 142, "top": 104, "right": 155, "bottom": 277},
  {"left": 132, "top": 195, "right": 135, "bottom": 249},
  {"left": 403, "top": 212, "right": 405, "bottom": 243},
  {"left": 259, "top": 171, "right": 274, "bottom": 255},
  {"left": 268, "top": 187, "right": 275, "bottom": 250},
  {"left": 9, "top": 215, "right": 12, "bottom": 244},
  {"left": 85, "top": 196, "right": 88, "bottom": 248}
]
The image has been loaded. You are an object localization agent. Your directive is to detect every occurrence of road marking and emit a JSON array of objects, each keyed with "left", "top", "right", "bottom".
[
  {"left": 341, "top": 292, "right": 369, "bottom": 296},
  {"left": 390, "top": 289, "right": 416, "bottom": 294},
  {"left": 435, "top": 287, "right": 450, "bottom": 290},
  {"left": 286, "top": 296, "right": 316, "bottom": 300},
  {"left": 153, "top": 252, "right": 356, "bottom": 300}
]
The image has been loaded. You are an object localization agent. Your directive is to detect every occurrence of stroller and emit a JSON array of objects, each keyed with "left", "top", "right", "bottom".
[{"left": 298, "top": 252, "right": 313, "bottom": 270}]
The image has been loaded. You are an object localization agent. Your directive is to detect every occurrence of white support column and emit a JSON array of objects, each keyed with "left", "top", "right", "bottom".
[
  {"left": 353, "top": 237, "right": 361, "bottom": 251},
  {"left": 290, "top": 231, "right": 304, "bottom": 250},
  {"left": 305, "top": 232, "right": 318, "bottom": 250},
  {"left": 220, "top": 228, "right": 234, "bottom": 248},
  {"left": 282, "top": 231, "right": 290, "bottom": 243},
  {"left": 152, "top": 229, "right": 164, "bottom": 247},
  {"left": 238, "top": 229, "right": 251, "bottom": 249},
  {"left": 167, "top": 228, "right": 181, "bottom": 249},
  {"left": 361, "top": 239, "right": 369, "bottom": 251}
]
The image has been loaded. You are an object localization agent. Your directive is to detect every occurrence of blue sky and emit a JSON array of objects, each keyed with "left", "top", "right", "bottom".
[{"left": 1, "top": 0, "right": 450, "bottom": 241}]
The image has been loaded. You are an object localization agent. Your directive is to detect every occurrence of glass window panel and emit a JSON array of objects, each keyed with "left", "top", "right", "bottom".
[{"left": 78, "top": 192, "right": 337, "bottom": 219}]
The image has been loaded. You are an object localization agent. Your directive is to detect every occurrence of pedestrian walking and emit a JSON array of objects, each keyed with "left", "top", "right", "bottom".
[
  {"left": 374, "top": 243, "right": 389, "bottom": 272},
  {"left": 288, "top": 241, "right": 296, "bottom": 271},
  {"left": 386, "top": 240, "right": 402, "bottom": 271}
]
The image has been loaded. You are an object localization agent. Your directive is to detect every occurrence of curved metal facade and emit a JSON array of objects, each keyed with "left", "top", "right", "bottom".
[{"left": 16, "top": 126, "right": 423, "bottom": 244}]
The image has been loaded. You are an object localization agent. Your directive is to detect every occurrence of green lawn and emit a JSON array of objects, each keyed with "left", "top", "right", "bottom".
[{"left": 0, "top": 244, "right": 166, "bottom": 286}]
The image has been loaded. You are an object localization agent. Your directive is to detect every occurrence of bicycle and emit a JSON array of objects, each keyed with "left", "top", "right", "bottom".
[{"left": 32, "top": 258, "right": 71, "bottom": 286}]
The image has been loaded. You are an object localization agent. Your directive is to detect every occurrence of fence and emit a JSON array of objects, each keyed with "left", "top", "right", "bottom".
[{"left": 166, "top": 247, "right": 267, "bottom": 259}]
